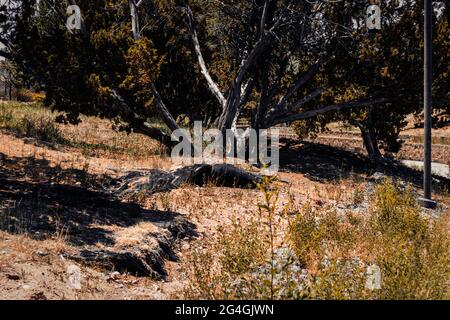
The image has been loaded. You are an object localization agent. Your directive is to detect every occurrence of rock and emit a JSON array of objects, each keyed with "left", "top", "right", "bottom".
[
  {"left": 108, "top": 271, "right": 121, "bottom": 281},
  {"left": 36, "top": 250, "right": 49, "bottom": 257},
  {"left": 67, "top": 226, "right": 190, "bottom": 280},
  {"left": 249, "top": 248, "right": 309, "bottom": 299},
  {"left": 70, "top": 249, "right": 166, "bottom": 279},
  {"left": 67, "top": 264, "right": 82, "bottom": 290},
  {"left": 369, "top": 172, "right": 386, "bottom": 182}
]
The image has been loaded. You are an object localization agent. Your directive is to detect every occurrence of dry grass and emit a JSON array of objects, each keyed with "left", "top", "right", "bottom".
[
  {"left": 0, "top": 102, "right": 448, "bottom": 300},
  {"left": 59, "top": 117, "right": 166, "bottom": 159},
  {"left": 0, "top": 102, "right": 167, "bottom": 160},
  {"left": 0, "top": 106, "right": 172, "bottom": 180},
  {"left": 184, "top": 178, "right": 449, "bottom": 300},
  {"left": 0, "top": 229, "right": 167, "bottom": 300},
  {"left": 0, "top": 102, "right": 64, "bottom": 144}
]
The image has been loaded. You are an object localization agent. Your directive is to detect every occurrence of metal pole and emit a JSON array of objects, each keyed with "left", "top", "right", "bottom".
[{"left": 423, "top": 0, "right": 434, "bottom": 206}]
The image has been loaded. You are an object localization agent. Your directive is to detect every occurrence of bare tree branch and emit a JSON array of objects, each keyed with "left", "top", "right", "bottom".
[
  {"left": 129, "top": 0, "right": 140, "bottom": 40},
  {"left": 136, "top": 122, "right": 175, "bottom": 148},
  {"left": 268, "top": 97, "right": 387, "bottom": 126},
  {"left": 288, "top": 88, "right": 325, "bottom": 112},
  {"left": 240, "top": 78, "right": 255, "bottom": 108},
  {"left": 149, "top": 84, "right": 182, "bottom": 133},
  {"left": 218, "top": 33, "right": 273, "bottom": 130},
  {"left": 253, "top": 60, "right": 271, "bottom": 128},
  {"left": 277, "top": 58, "right": 323, "bottom": 108},
  {"left": 264, "top": 88, "right": 325, "bottom": 125},
  {"left": 111, "top": 88, "right": 185, "bottom": 148},
  {"left": 126, "top": 2, "right": 193, "bottom": 149},
  {"left": 259, "top": 0, "right": 270, "bottom": 40},
  {"left": 149, "top": 83, "right": 200, "bottom": 154},
  {"left": 185, "top": 4, "right": 227, "bottom": 108}
]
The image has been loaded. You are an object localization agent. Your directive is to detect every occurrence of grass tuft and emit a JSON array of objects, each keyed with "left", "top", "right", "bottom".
[{"left": 187, "top": 178, "right": 449, "bottom": 300}]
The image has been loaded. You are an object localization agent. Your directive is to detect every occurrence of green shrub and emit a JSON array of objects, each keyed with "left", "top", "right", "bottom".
[
  {"left": 187, "top": 178, "right": 449, "bottom": 300},
  {"left": 367, "top": 180, "right": 449, "bottom": 299},
  {"left": 185, "top": 217, "right": 269, "bottom": 299},
  {"left": 289, "top": 205, "right": 359, "bottom": 269},
  {"left": 290, "top": 179, "right": 449, "bottom": 300},
  {"left": 0, "top": 103, "right": 64, "bottom": 144},
  {"left": 219, "top": 218, "right": 267, "bottom": 276}
]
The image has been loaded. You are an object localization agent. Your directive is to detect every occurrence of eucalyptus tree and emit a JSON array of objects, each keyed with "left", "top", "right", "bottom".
[
  {"left": 184, "top": 0, "right": 388, "bottom": 134},
  {"left": 8, "top": 0, "right": 387, "bottom": 145},
  {"left": 8, "top": 0, "right": 448, "bottom": 159},
  {"left": 186, "top": 0, "right": 449, "bottom": 158}
]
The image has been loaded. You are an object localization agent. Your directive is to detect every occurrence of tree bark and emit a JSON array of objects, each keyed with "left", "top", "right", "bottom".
[
  {"left": 359, "top": 126, "right": 382, "bottom": 160},
  {"left": 8, "top": 82, "right": 12, "bottom": 100},
  {"left": 276, "top": 58, "right": 323, "bottom": 109},
  {"left": 125, "top": 2, "right": 195, "bottom": 151},
  {"left": 266, "top": 97, "right": 387, "bottom": 127},
  {"left": 135, "top": 122, "right": 175, "bottom": 149},
  {"left": 355, "top": 112, "right": 382, "bottom": 160},
  {"left": 218, "top": 34, "right": 272, "bottom": 132},
  {"left": 114, "top": 164, "right": 262, "bottom": 197},
  {"left": 108, "top": 89, "right": 171, "bottom": 148},
  {"left": 129, "top": 0, "right": 140, "bottom": 40},
  {"left": 185, "top": 5, "right": 227, "bottom": 109}
]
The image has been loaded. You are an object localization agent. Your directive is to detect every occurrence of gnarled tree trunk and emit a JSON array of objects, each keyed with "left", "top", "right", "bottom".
[{"left": 355, "top": 110, "right": 382, "bottom": 160}]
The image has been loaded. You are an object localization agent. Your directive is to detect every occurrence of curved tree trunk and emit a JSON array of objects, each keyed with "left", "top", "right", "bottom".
[
  {"left": 355, "top": 110, "right": 382, "bottom": 160},
  {"left": 359, "top": 125, "right": 382, "bottom": 160}
]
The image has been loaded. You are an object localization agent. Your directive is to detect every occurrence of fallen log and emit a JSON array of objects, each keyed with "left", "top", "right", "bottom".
[{"left": 113, "top": 164, "right": 262, "bottom": 196}]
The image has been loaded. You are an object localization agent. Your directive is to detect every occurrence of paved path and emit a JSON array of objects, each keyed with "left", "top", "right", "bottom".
[{"left": 401, "top": 160, "right": 449, "bottom": 178}]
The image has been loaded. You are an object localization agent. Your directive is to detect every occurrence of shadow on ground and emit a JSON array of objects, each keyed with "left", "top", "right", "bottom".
[
  {"left": 0, "top": 152, "right": 197, "bottom": 278},
  {"left": 1, "top": 139, "right": 448, "bottom": 277},
  {"left": 279, "top": 139, "right": 450, "bottom": 190}
]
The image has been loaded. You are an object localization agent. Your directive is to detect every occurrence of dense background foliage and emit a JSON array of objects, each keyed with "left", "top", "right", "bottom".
[{"left": 1, "top": 0, "right": 448, "bottom": 157}]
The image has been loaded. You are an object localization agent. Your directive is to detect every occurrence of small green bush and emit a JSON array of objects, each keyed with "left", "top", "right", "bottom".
[
  {"left": 367, "top": 180, "right": 449, "bottom": 299},
  {"left": 186, "top": 217, "right": 268, "bottom": 299},
  {"left": 0, "top": 103, "right": 64, "bottom": 144},
  {"left": 187, "top": 179, "right": 449, "bottom": 300},
  {"left": 290, "top": 179, "right": 449, "bottom": 300},
  {"left": 219, "top": 219, "right": 267, "bottom": 276}
]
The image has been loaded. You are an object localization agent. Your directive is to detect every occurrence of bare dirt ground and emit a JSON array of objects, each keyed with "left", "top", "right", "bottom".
[{"left": 0, "top": 109, "right": 449, "bottom": 300}]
